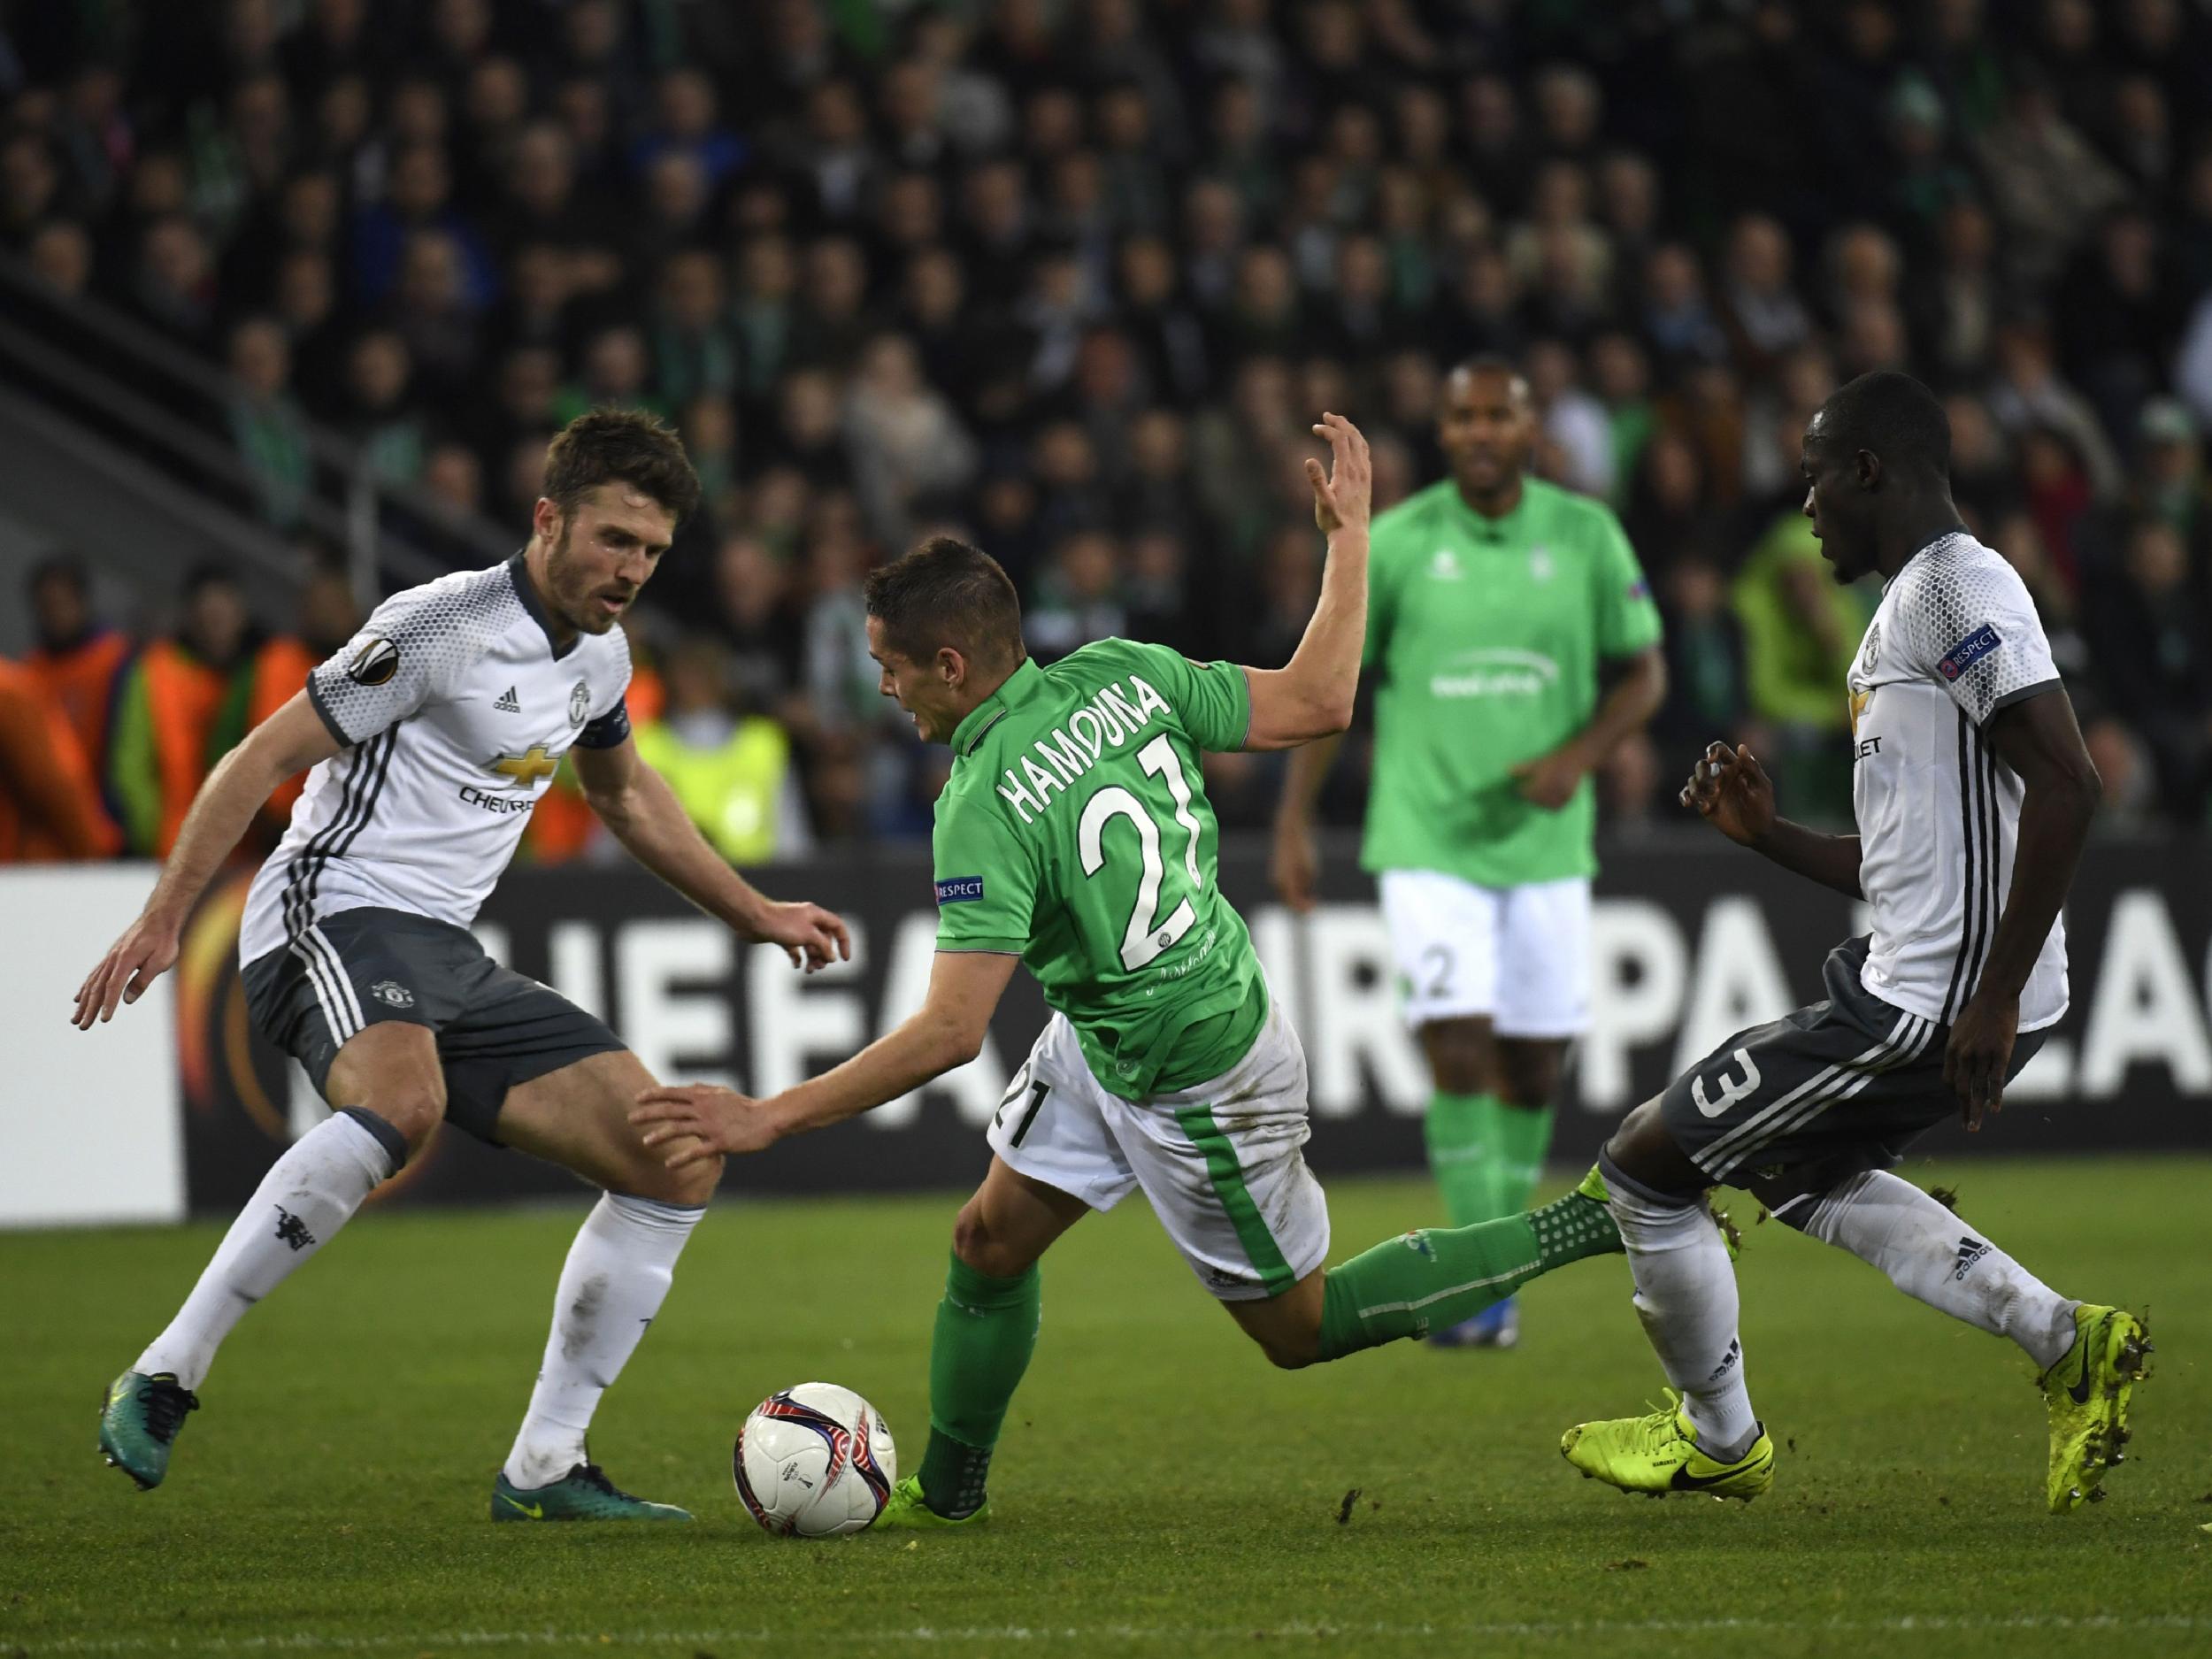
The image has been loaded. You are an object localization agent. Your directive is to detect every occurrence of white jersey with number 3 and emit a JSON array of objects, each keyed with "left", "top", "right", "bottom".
[
  {"left": 1844, "top": 530, "right": 2067, "bottom": 1033},
  {"left": 240, "top": 555, "right": 632, "bottom": 967}
]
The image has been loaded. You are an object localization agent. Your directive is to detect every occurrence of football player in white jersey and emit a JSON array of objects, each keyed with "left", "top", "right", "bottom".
[
  {"left": 75, "top": 410, "right": 849, "bottom": 1520},
  {"left": 1553, "top": 372, "right": 2147, "bottom": 1514}
]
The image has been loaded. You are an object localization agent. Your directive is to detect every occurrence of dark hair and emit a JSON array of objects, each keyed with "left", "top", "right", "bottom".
[
  {"left": 1818, "top": 370, "right": 1951, "bottom": 478},
  {"left": 182, "top": 560, "right": 242, "bottom": 601},
  {"left": 863, "top": 535, "right": 1025, "bottom": 671},
  {"left": 27, "top": 554, "right": 88, "bottom": 599},
  {"left": 542, "top": 406, "right": 703, "bottom": 526}
]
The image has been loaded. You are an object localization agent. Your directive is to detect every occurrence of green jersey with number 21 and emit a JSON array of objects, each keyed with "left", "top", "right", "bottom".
[{"left": 932, "top": 640, "right": 1264, "bottom": 1102}]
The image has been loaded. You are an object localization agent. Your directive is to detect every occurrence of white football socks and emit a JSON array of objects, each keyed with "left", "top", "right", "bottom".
[
  {"left": 502, "top": 1192, "right": 705, "bottom": 1491},
  {"left": 1607, "top": 1184, "right": 1761, "bottom": 1463},
  {"left": 135, "top": 1110, "right": 398, "bottom": 1389},
  {"left": 1793, "top": 1170, "right": 2078, "bottom": 1371}
]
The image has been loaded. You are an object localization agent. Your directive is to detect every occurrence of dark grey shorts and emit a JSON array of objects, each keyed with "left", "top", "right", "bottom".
[
  {"left": 241, "top": 906, "right": 625, "bottom": 1145},
  {"left": 1660, "top": 936, "right": 2046, "bottom": 1188}
]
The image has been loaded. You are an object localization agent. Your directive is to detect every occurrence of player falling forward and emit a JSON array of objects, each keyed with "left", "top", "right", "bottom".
[
  {"left": 1273, "top": 358, "right": 1665, "bottom": 1349},
  {"left": 1559, "top": 372, "right": 2148, "bottom": 1513},
  {"left": 77, "top": 411, "right": 849, "bottom": 1520},
  {"left": 632, "top": 416, "right": 1638, "bottom": 1526}
]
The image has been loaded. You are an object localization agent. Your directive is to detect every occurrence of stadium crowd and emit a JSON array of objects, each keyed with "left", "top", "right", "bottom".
[{"left": 5, "top": 0, "right": 2212, "bottom": 863}]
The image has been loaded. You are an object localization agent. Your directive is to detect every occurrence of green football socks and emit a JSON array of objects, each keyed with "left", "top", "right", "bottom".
[
  {"left": 1423, "top": 1090, "right": 1499, "bottom": 1225},
  {"left": 916, "top": 1253, "right": 1041, "bottom": 1518},
  {"left": 1491, "top": 1101, "right": 1556, "bottom": 1217},
  {"left": 1316, "top": 1187, "right": 1622, "bottom": 1361}
]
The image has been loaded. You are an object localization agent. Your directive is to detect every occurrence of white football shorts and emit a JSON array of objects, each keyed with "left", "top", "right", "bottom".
[
  {"left": 987, "top": 994, "right": 1330, "bottom": 1303},
  {"left": 1377, "top": 869, "right": 1591, "bottom": 1037}
]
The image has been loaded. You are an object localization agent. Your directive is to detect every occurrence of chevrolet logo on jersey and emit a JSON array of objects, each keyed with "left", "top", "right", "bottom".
[{"left": 486, "top": 746, "right": 561, "bottom": 787}]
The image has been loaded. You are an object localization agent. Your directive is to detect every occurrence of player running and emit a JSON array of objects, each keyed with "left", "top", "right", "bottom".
[
  {"left": 631, "top": 415, "right": 1642, "bottom": 1526},
  {"left": 1271, "top": 358, "right": 1664, "bottom": 1349},
  {"left": 76, "top": 410, "right": 849, "bottom": 1521},
  {"left": 1557, "top": 371, "right": 2147, "bottom": 1513}
]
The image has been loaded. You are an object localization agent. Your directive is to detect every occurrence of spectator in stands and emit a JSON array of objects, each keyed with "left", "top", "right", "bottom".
[
  {"left": 1717, "top": 214, "right": 1812, "bottom": 384},
  {"left": 1986, "top": 314, "right": 2123, "bottom": 498},
  {"left": 710, "top": 532, "right": 805, "bottom": 718},
  {"left": 337, "top": 329, "right": 425, "bottom": 487},
  {"left": 649, "top": 250, "right": 739, "bottom": 413},
  {"left": 24, "top": 557, "right": 130, "bottom": 799},
  {"left": 798, "top": 503, "right": 879, "bottom": 734},
  {"left": 244, "top": 560, "right": 360, "bottom": 841},
  {"left": 26, "top": 217, "right": 93, "bottom": 298},
  {"left": 130, "top": 213, "right": 219, "bottom": 347},
  {"left": 2085, "top": 516, "right": 2212, "bottom": 822},
  {"left": 841, "top": 332, "right": 978, "bottom": 550},
  {"left": 108, "top": 564, "right": 256, "bottom": 857},
  {"left": 1972, "top": 70, "right": 2129, "bottom": 288},
  {"left": 381, "top": 227, "right": 482, "bottom": 402},
  {"left": 1526, "top": 336, "right": 1614, "bottom": 502},
  {"left": 9, "top": 0, "right": 2212, "bottom": 837},
  {"left": 1, "top": 132, "right": 60, "bottom": 246},
  {"left": 225, "top": 315, "right": 313, "bottom": 530},
  {"left": 0, "top": 651, "right": 119, "bottom": 863},
  {"left": 632, "top": 67, "right": 746, "bottom": 191},
  {"left": 1651, "top": 554, "right": 1749, "bottom": 764},
  {"left": 490, "top": 121, "right": 620, "bottom": 293},
  {"left": 347, "top": 138, "right": 495, "bottom": 311},
  {"left": 1025, "top": 528, "right": 1126, "bottom": 664},
  {"left": 632, "top": 634, "right": 809, "bottom": 866},
  {"left": 1732, "top": 510, "right": 1867, "bottom": 826}
]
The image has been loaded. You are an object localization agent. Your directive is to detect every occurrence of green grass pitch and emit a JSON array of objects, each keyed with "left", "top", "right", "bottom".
[{"left": 5, "top": 1156, "right": 2208, "bottom": 1659}]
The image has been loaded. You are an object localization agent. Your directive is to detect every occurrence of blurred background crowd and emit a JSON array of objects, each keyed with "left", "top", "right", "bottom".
[{"left": 5, "top": 0, "right": 2212, "bottom": 865}]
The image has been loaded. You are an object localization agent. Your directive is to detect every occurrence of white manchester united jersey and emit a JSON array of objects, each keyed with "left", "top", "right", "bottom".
[
  {"left": 241, "top": 555, "right": 632, "bottom": 964},
  {"left": 1846, "top": 531, "right": 2067, "bottom": 1033}
]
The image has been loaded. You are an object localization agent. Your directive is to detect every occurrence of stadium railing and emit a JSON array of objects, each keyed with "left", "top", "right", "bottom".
[{"left": 0, "top": 253, "right": 509, "bottom": 606}]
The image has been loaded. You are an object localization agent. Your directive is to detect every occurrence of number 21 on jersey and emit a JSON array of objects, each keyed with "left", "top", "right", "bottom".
[{"left": 1079, "top": 733, "right": 1205, "bottom": 971}]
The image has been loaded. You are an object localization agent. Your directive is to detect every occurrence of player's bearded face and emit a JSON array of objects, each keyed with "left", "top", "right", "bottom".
[{"left": 545, "top": 488, "right": 673, "bottom": 634}]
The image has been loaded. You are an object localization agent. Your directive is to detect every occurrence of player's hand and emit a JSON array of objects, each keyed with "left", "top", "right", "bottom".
[
  {"left": 1944, "top": 992, "right": 2018, "bottom": 1132},
  {"left": 1510, "top": 741, "right": 1591, "bottom": 811},
  {"left": 753, "top": 900, "right": 852, "bottom": 972},
  {"left": 73, "top": 910, "right": 183, "bottom": 1029},
  {"left": 1305, "top": 411, "right": 1372, "bottom": 537},
  {"left": 1270, "top": 817, "right": 1321, "bottom": 913},
  {"left": 1679, "top": 741, "right": 1776, "bottom": 847},
  {"left": 631, "top": 1084, "right": 783, "bottom": 1164}
]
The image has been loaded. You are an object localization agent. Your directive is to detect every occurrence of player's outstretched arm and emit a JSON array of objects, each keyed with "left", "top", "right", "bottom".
[
  {"left": 572, "top": 737, "right": 849, "bottom": 972},
  {"left": 1945, "top": 687, "right": 2101, "bottom": 1130},
  {"left": 73, "top": 691, "right": 339, "bottom": 1028},
  {"left": 1678, "top": 739, "right": 1864, "bottom": 899},
  {"left": 630, "top": 950, "right": 1020, "bottom": 1164},
  {"left": 1242, "top": 412, "right": 1372, "bottom": 751}
]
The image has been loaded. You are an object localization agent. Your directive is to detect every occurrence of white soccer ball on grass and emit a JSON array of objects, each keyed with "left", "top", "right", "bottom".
[{"left": 733, "top": 1382, "right": 896, "bottom": 1537}]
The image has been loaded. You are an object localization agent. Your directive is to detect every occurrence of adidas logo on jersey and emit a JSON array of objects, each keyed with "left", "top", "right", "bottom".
[{"left": 494, "top": 687, "right": 520, "bottom": 713}]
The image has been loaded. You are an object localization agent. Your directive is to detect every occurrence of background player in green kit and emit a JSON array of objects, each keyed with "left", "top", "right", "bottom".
[
  {"left": 628, "top": 415, "right": 1632, "bottom": 1525},
  {"left": 1273, "top": 358, "right": 1667, "bottom": 1348}
]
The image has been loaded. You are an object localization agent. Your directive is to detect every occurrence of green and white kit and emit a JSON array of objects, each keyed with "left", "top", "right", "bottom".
[
  {"left": 931, "top": 641, "right": 1325, "bottom": 1300},
  {"left": 1362, "top": 477, "right": 1662, "bottom": 1033}
]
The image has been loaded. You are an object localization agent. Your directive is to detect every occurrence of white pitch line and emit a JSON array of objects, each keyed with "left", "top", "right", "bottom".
[{"left": 10, "top": 1615, "right": 2206, "bottom": 1655}]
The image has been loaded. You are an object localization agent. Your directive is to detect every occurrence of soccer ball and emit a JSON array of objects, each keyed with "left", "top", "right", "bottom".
[{"left": 733, "top": 1382, "right": 896, "bottom": 1537}]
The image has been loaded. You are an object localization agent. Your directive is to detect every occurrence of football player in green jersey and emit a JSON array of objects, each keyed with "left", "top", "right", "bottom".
[
  {"left": 1272, "top": 358, "right": 1667, "bottom": 1348},
  {"left": 632, "top": 416, "right": 1632, "bottom": 1524}
]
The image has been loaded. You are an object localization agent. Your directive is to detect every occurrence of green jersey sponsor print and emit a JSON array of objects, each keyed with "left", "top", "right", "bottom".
[
  {"left": 932, "top": 640, "right": 1265, "bottom": 1101},
  {"left": 1362, "top": 477, "right": 1662, "bottom": 887}
]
